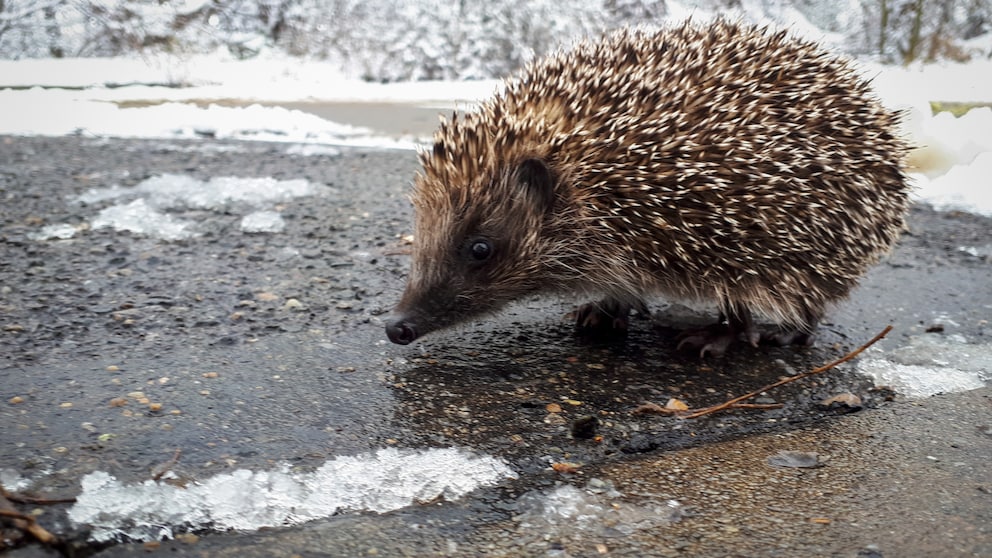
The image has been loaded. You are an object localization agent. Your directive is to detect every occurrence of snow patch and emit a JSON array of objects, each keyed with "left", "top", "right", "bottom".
[
  {"left": 284, "top": 143, "right": 342, "bottom": 157},
  {"left": 92, "top": 199, "right": 195, "bottom": 241},
  {"left": 911, "top": 151, "right": 992, "bottom": 217},
  {"left": 125, "top": 174, "right": 316, "bottom": 210},
  {"left": 3, "top": 40, "right": 992, "bottom": 218},
  {"left": 67, "top": 174, "right": 322, "bottom": 241},
  {"left": 0, "top": 90, "right": 410, "bottom": 148},
  {"left": 68, "top": 447, "right": 516, "bottom": 543},
  {"left": 858, "top": 334, "right": 991, "bottom": 398},
  {"left": 0, "top": 469, "right": 32, "bottom": 492},
  {"left": 28, "top": 223, "right": 80, "bottom": 240},
  {"left": 240, "top": 211, "right": 285, "bottom": 233},
  {"left": 903, "top": 107, "right": 992, "bottom": 179}
]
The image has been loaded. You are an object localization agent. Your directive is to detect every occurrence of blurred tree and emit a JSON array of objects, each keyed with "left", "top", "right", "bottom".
[{"left": 1, "top": 0, "right": 990, "bottom": 72}]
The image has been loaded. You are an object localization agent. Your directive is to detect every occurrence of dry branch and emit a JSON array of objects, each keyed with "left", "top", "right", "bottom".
[{"left": 679, "top": 325, "right": 892, "bottom": 419}]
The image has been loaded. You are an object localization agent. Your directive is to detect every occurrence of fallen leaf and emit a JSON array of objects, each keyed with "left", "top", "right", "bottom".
[
  {"left": 632, "top": 401, "right": 675, "bottom": 415},
  {"left": 551, "top": 462, "right": 582, "bottom": 474},
  {"left": 665, "top": 398, "right": 689, "bottom": 411},
  {"left": 819, "top": 392, "right": 863, "bottom": 411}
]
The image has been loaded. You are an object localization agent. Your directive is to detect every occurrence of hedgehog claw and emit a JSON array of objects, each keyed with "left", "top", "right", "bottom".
[
  {"left": 676, "top": 327, "right": 740, "bottom": 357},
  {"left": 676, "top": 303, "right": 759, "bottom": 357},
  {"left": 573, "top": 298, "right": 647, "bottom": 334},
  {"left": 762, "top": 330, "right": 816, "bottom": 347}
]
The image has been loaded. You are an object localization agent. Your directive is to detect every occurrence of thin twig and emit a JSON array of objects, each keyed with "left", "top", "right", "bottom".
[
  {"left": 680, "top": 325, "right": 892, "bottom": 420},
  {"left": 1, "top": 493, "right": 76, "bottom": 505},
  {"left": 151, "top": 448, "right": 182, "bottom": 481},
  {"left": 1, "top": 483, "right": 75, "bottom": 505},
  {"left": 0, "top": 490, "right": 58, "bottom": 545},
  {"left": 635, "top": 401, "right": 783, "bottom": 415}
]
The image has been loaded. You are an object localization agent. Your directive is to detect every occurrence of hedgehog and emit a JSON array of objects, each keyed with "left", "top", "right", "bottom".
[{"left": 384, "top": 19, "right": 910, "bottom": 356}]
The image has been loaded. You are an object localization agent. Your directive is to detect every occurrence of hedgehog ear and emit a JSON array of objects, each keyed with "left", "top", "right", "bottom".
[{"left": 515, "top": 158, "right": 555, "bottom": 212}]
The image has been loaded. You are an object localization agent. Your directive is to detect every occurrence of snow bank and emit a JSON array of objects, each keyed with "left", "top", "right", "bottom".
[
  {"left": 0, "top": 88, "right": 412, "bottom": 148},
  {"left": 1, "top": 51, "right": 991, "bottom": 215}
]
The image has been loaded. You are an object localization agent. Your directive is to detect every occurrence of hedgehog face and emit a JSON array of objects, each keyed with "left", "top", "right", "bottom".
[{"left": 385, "top": 158, "right": 555, "bottom": 345}]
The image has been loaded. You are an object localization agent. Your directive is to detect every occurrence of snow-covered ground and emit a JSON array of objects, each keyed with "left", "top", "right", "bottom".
[{"left": 1, "top": 50, "right": 990, "bottom": 214}]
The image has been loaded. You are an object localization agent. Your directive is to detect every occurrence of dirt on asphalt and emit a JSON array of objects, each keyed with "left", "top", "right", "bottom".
[{"left": 1, "top": 134, "right": 990, "bottom": 557}]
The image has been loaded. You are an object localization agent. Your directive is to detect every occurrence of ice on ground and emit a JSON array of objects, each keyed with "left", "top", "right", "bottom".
[
  {"left": 68, "top": 174, "right": 323, "bottom": 241},
  {"left": 958, "top": 244, "right": 992, "bottom": 258},
  {"left": 68, "top": 447, "right": 516, "bottom": 543},
  {"left": 28, "top": 223, "right": 79, "bottom": 240},
  {"left": 241, "top": 211, "right": 285, "bottom": 233},
  {"left": 515, "top": 480, "right": 682, "bottom": 541},
  {"left": 284, "top": 143, "right": 342, "bottom": 157},
  {"left": 128, "top": 174, "right": 317, "bottom": 210},
  {"left": 92, "top": 199, "right": 195, "bottom": 241},
  {"left": 857, "top": 333, "right": 991, "bottom": 398},
  {"left": 0, "top": 468, "right": 31, "bottom": 492}
]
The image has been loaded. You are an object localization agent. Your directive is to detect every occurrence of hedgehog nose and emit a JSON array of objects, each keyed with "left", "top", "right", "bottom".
[{"left": 385, "top": 319, "right": 418, "bottom": 345}]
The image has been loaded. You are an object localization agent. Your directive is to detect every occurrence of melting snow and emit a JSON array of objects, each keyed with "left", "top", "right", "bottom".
[
  {"left": 0, "top": 469, "right": 32, "bottom": 492},
  {"left": 28, "top": 223, "right": 80, "bottom": 240},
  {"left": 911, "top": 151, "right": 992, "bottom": 217},
  {"left": 857, "top": 333, "right": 991, "bottom": 398},
  {"left": 241, "top": 210, "right": 286, "bottom": 233},
  {"left": 68, "top": 447, "right": 516, "bottom": 542},
  {"left": 1, "top": 49, "right": 992, "bottom": 214},
  {"left": 92, "top": 198, "right": 195, "bottom": 240},
  {"left": 67, "top": 173, "right": 323, "bottom": 240}
]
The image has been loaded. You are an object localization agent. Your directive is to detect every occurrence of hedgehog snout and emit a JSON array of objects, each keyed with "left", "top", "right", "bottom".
[{"left": 385, "top": 317, "right": 419, "bottom": 345}]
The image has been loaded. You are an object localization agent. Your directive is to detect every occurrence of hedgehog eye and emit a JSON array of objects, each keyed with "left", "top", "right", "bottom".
[{"left": 467, "top": 238, "right": 493, "bottom": 262}]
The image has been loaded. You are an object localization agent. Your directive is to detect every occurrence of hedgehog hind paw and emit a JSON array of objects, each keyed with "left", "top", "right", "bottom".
[
  {"left": 572, "top": 297, "right": 647, "bottom": 333},
  {"left": 761, "top": 329, "right": 817, "bottom": 347},
  {"left": 676, "top": 304, "right": 760, "bottom": 357},
  {"left": 676, "top": 324, "right": 758, "bottom": 358}
]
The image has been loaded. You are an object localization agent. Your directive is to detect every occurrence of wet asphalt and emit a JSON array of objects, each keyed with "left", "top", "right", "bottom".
[{"left": 1, "top": 133, "right": 990, "bottom": 557}]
